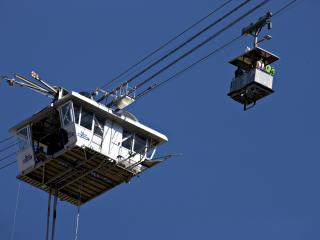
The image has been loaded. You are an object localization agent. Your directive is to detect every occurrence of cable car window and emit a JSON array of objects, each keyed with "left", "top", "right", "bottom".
[
  {"left": 80, "top": 109, "right": 93, "bottom": 130},
  {"left": 94, "top": 116, "right": 104, "bottom": 137},
  {"left": 17, "top": 126, "right": 30, "bottom": 151},
  {"left": 74, "top": 104, "right": 80, "bottom": 124},
  {"left": 122, "top": 130, "right": 133, "bottom": 151},
  {"left": 134, "top": 135, "right": 147, "bottom": 154},
  {"left": 61, "top": 103, "right": 73, "bottom": 127}
]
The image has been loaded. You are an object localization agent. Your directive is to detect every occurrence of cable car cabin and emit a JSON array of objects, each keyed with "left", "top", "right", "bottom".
[
  {"left": 10, "top": 91, "right": 168, "bottom": 206},
  {"left": 228, "top": 47, "right": 279, "bottom": 110}
]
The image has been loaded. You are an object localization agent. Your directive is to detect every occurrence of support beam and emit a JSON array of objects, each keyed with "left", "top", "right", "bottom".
[
  {"left": 58, "top": 160, "right": 107, "bottom": 191},
  {"left": 45, "top": 189, "right": 52, "bottom": 240},
  {"left": 45, "top": 152, "right": 98, "bottom": 186},
  {"left": 51, "top": 190, "right": 58, "bottom": 240}
]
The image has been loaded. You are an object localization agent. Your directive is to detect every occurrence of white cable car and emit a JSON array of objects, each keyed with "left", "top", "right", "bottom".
[
  {"left": 228, "top": 12, "right": 279, "bottom": 110},
  {"left": 10, "top": 90, "right": 168, "bottom": 205}
]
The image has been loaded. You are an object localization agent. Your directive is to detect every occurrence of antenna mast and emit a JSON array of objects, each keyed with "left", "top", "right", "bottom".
[{"left": 1, "top": 71, "right": 67, "bottom": 101}]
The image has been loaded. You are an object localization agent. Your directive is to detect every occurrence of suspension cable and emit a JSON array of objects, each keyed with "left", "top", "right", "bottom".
[
  {"left": 75, "top": 207, "right": 80, "bottom": 240},
  {"left": 108, "top": 0, "right": 270, "bottom": 108},
  {"left": 75, "top": 178, "right": 83, "bottom": 240},
  {"left": 10, "top": 182, "right": 21, "bottom": 240},
  {"left": 0, "top": 142, "right": 18, "bottom": 153},
  {"left": 0, "top": 136, "right": 14, "bottom": 144},
  {"left": 273, "top": 0, "right": 299, "bottom": 16},
  {"left": 0, "top": 152, "right": 16, "bottom": 163},
  {"left": 136, "top": 35, "right": 243, "bottom": 100},
  {"left": 135, "top": 0, "right": 302, "bottom": 102},
  {"left": 0, "top": 160, "right": 16, "bottom": 171},
  {"left": 98, "top": 0, "right": 252, "bottom": 102},
  {"left": 99, "top": 0, "right": 234, "bottom": 90}
]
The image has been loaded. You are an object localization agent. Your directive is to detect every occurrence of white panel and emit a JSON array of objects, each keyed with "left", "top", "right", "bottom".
[
  {"left": 100, "top": 119, "right": 112, "bottom": 156},
  {"left": 92, "top": 134, "right": 102, "bottom": 147},
  {"left": 108, "top": 123, "right": 122, "bottom": 160},
  {"left": 230, "top": 68, "right": 274, "bottom": 93},
  {"left": 75, "top": 124, "right": 93, "bottom": 148},
  {"left": 255, "top": 69, "right": 273, "bottom": 89},
  {"left": 17, "top": 147, "right": 35, "bottom": 174},
  {"left": 99, "top": 120, "right": 123, "bottom": 160}
]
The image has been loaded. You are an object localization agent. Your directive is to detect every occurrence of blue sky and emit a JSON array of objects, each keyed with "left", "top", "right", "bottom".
[{"left": 0, "top": 0, "right": 319, "bottom": 239}]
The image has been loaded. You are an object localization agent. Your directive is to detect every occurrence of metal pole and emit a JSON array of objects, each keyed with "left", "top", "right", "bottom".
[
  {"left": 51, "top": 190, "right": 58, "bottom": 240},
  {"left": 254, "top": 33, "right": 258, "bottom": 48},
  {"left": 45, "top": 188, "right": 52, "bottom": 240},
  {"left": 75, "top": 206, "right": 80, "bottom": 240}
]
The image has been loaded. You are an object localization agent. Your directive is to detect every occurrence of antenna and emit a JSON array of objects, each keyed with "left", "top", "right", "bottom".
[{"left": 1, "top": 72, "right": 67, "bottom": 101}]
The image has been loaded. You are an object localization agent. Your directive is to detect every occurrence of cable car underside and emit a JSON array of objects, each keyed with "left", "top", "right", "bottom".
[{"left": 18, "top": 146, "right": 160, "bottom": 206}]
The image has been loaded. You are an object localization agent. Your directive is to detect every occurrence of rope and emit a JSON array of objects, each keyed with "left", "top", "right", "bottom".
[
  {"left": 75, "top": 176, "right": 83, "bottom": 240},
  {"left": 10, "top": 182, "right": 21, "bottom": 240},
  {"left": 133, "top": 0, "right": 304, "bottom": 103},
  {"left": 0, "top": 142, "right": 18, "bottom": 153},
  {"left": 75, "top": 207, "right": 80, "bottom": 240}
]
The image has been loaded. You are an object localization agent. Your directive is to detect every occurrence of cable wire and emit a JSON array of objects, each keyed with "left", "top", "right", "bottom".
[
  {"left": 75, "top": 206, "right": 80, "bottom": 240},
  {"left": 0, "top": 136, "right": 14, "bottom": 144},
  {"left": 0, "top": 142, "right": 18, "bottom": 153},
  {"left": 0, "top": 152, "right": 16, "bottom": 163},
  {"left": 99, "top": 0, "right": 234, "bottom": 90},
  {"left": 273, "top": 0, "right": 299, "bottom": 16},
  {"left": 10, "top": 182, "right": 21, "bottom": 240},
  {"left": 112, "top": 0, "right": 270, "bottom": 105},
  {"left": 0, "top": 160, "right": 16, "bottom": 171},
  {"left": 110, "top": 0, "right": 249, "bottom": 89},
  {"left": 98, "top": 0, "right": 252, "bottom": 102},
  {"left": 136, "top": 35, "right": 243, "bottom": 100},
  {"left": 75, "top": 178, "right": 83, "bottom": 240},
  {"left": 135, "top": 0, "right": 303, "bottom": 102}
]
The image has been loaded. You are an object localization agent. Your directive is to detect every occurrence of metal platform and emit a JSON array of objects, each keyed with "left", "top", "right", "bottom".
[
  {"left": 17, "top": 146, "right": 159, "bottom": 206},
  {"left": 228, "top": 81, "right": 274, "bottom": 105}
]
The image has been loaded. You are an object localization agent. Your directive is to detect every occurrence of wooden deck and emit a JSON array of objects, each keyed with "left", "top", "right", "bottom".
[{"left": 17, "top": 146, "right": 149, "bottom": 206}]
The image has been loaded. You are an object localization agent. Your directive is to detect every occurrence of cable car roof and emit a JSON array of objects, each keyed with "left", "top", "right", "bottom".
[
  {"left": 229, "top": 47, "right": 279, "bottom": 71},
  {"left": 10, "top": 91, "right": 168, "bottom": 144}
]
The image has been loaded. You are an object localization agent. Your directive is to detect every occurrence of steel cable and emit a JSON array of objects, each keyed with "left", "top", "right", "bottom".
[
  {"left": 98, "top": 0, "right": 252, "bottom": 102},
  {"left": 0, "top": 152, "right": 16, "bottom": 163},
  {"left": 0, "top": 142, "right": 18, "bottom": 153},
  {"left": 135, "top": 0, "right": 303, "bottom": 102},
  {"left": 0, "top": 160, "right": 16, "bottom": 171},
  {"left": 99, "top": 0, "right": 234, "bottom": 90},
  {"left": 108, "top": 0, "right": 270, "bottom": 107},
  {"left": 136, "top": 35, "right": 243, "bottom": 100},
  {"left": 0, "top": 136, "right": 14, "bottom": 144}
]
